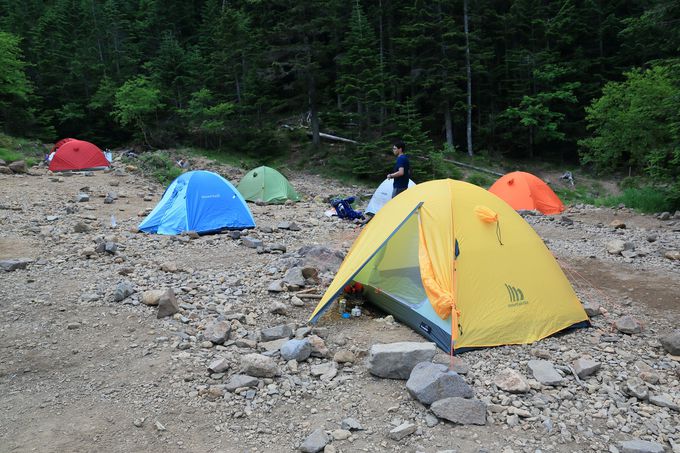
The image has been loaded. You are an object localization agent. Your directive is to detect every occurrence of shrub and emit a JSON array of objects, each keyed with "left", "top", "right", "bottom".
[
  {"left": 466, "top": 172, "right": 493, "bottom": 188},
  {"left": 600, "top": 187, "right": 674, "bottom": 213}
]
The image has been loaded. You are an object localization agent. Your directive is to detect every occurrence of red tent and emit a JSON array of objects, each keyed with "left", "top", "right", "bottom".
[
  {"left": 49, "top": 138, "right": 76, "bottom": 154},
  {"left": 49, "top": 140, "right": 110, "bottom": 171}
]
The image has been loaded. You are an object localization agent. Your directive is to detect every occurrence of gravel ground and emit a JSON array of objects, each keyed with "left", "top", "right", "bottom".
[{"left": 1, "top": 157, "right": 678, "bottom": 453}]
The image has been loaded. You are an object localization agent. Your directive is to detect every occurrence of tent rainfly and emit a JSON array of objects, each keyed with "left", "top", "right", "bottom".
[
  {"left": 488, "top": 171, "right": 565, "bottom": 215},
  {"left": 237, "top": 166, "right": 300, "bottom": 204},
  {"left": 309, "top": 179, "right": 588, "bottom": 353}
]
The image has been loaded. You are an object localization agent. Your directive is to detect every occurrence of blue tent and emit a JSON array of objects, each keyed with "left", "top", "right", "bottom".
[{"left": 138, "top": 170, "right": 255, "bottom": 235}]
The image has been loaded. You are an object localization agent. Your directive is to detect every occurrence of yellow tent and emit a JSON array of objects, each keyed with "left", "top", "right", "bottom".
[{"left": 309, "top": 179, "right": 588, "bottom": 353}]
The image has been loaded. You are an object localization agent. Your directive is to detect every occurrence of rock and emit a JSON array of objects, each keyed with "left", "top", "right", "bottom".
[
  {"left": 388, "top": 422, "right": 416, "bottom": 441},
  {"left": 269, "top": 301, "right": 288, "bottom": 315},
  {"left": 341, "top": 418, "right": 363, "bottom": 431},
  {"left": 76, "top": 193, "right": 90, "bottom": 202},
  {"left": 406, "top": 362, "right": 474, "bottom": 405},
  {"left": 73, "top": 221, "right": 91, "bottom": 233},
  {"left": 241, "top": 353, "right": 278, "bottom": 377},
  {"left": 260, "top": 324, "right": 293, "bottom": 341},
  {"left": 310, "top": 362, "right": 337, "bottom": 381},
  {"left": 494, "top": 368, "right": 530, "bottom": 393},
  {"left": 615, "top": 315, "right": 642, "bottom": 334},
  {"left": 367, "top": 342, "right": 437, "bottom": 379},
  {"left": 620, "top": 439, "right": 665, "bottom": 453},
  {"left": 204, "top": 320, "right": 231, "bottom": 344},
  {"left": 280, "top": 339, "right": 312, "bottom": 362},
  {"left": 331, "top": 429, "right": 351, "bottom": 441},
  {"left": 582, "top": 301, "right": 601, "bottom": 317},
  {"left": 160, "top": 261, "right": 178, "bottom": 272},
  {"left": 333, "top": 349, "right": 355, "bottom": 364},
  {"left": 660, "top": 329, "right": 680, "bottom": 355},
  {"left": 300, "top": 428, "right": 330, "bottom": 453},
  {"left": 225, "top": 374, "right": 259, "bottom": 392},
  {"left": 8, "top": 160, "right": 27, "bottom": 173},
  {"left": 649, "top": 393, "right": 679, "bottom": 411},
  {"left": 664, "top": 250, "right": 680, "bottom": 260},
  {"left": 156, "top": 289, "right": 179, "bottom": 318},
  {"left": 609, "top": 220, "right": 626, "bottom": 229},
  {"left": 297, "top": 245, "right": 344, "bottom": 272},
  {"left": 113, "top": 281, "right": 135, "bottom": 302},
  {"left": 208, "top": 357, "right": 230, "bottom": 373},
  {"left": 141, "top": 289, "right": 165, "bottom": 306},
  {"left": 0, "top": 258, "right": 33, "bottom": 272},
  {"left": 242, "top": 237, "right": 263, "bottom": 248},
  {"left": 267, "top": 280, "right": 286, "bottom": 292},
  {"left": 527, "top": 360, "right": 563, "bottom": 386},
  {"left": 606, "top": 239, "right": 627, "bottom": 254},
  {"left": 430, "top": 397, "right": 487, "bottom": 425},
  {"left": 572, "top": 357, "right": 601, "bottom": 378},
  {"left": 623, "top": 377, "right": 648, "bottom": 400},
  {"left": 307, "top": 335, "right": 329, "bottom": 357},
  {"left": 283, "top": 267, "right": 306, "bottom": 287}
]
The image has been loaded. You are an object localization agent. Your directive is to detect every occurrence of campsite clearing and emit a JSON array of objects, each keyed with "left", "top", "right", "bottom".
[{"left": 1, "top": 158, "right": 679, "bottom": 453}]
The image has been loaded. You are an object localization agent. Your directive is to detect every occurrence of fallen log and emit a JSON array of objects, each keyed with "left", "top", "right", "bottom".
[{"left": 307, "top": 131, "right": 358, "bottom": 144}]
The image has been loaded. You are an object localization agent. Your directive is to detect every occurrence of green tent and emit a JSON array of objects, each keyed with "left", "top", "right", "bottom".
[{"left": 237, "top": 166, "right": 300, "bottom": 204}]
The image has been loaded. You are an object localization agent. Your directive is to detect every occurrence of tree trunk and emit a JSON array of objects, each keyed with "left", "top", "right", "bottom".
[
  {"left": 444, "top": 101, "right": 453, "bottom": 150},
  {"left": 463, "top": 0, "right": 473, "bottom": 157}
]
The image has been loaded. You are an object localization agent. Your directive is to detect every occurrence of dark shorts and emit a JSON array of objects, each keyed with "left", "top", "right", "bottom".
[{"left": 392, "top": 186, "right": 407, "bottom": 198}]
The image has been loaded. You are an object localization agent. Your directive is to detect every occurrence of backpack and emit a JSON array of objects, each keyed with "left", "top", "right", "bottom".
[{"left": 331, "top": 197, "right": 364, "bottom": 220}]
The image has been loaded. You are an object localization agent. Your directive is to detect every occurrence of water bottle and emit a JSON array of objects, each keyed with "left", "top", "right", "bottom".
[
  {"left": 351, "top": 306, "right": 361, "bottom": 317},
  {"left": 110, "top": 215, "right": 117, "bottom": 228},
  {"left": 338, "top": 297, "right": 347, "bottom": 314}
]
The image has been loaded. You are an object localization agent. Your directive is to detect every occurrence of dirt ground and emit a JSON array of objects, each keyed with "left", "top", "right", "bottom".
[{"left": 0, "top": 162, "right": 678, "bottom": 453}]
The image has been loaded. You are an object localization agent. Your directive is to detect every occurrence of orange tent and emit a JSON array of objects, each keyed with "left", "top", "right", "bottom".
[{"left": 488, "top": 171, "right": 565, "bottom": 215}]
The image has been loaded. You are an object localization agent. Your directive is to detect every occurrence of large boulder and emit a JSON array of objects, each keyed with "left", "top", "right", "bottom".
[
  {"left": 406, "top": 362, "right": 474, "bottom": 405},
  {"left": 367, "top": 342, "right": 436, "bottom": 379},
  {"left": 430, "top": 397, "right": 487, "bottom": 425},
  {"left": 660, "top": 329, "right": 680, "bottom": 355}
]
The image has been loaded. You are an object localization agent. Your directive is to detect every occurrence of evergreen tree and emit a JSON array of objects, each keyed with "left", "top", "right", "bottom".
[{"left": 336, "top": 1, "right": 383, "bottom": 136}]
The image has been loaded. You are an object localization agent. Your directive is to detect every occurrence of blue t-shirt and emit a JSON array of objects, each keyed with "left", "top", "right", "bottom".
[{"left": 393, "top": 154, "right": 410, "bottom": 189}]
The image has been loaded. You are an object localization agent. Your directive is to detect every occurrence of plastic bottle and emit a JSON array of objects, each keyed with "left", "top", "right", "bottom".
[
  {"left": 338, "top": 297, "right": 347, "bottom": 314},
  {"left": 110, "top": 214, "right": 117, "bottom": 228},
  {"left": 351, "top": 306, "right": 361, "bottom": 317}
]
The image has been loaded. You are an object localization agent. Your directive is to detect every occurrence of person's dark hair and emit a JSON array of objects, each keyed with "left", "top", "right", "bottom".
[{"left": 393, "top": 139, "right": 406, "bottom": 152}]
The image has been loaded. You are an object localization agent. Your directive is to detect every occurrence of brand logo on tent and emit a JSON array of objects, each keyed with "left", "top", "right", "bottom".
[
  {"left": 505, "top": 284, "right": 528, "bottom": 307},
  {"left": 201, "top": 194, "right": 221, "bottom": 199}
]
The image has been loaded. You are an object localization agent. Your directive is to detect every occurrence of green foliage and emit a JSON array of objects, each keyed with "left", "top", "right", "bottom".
[
  {"left": 336, "top": 2, "right": 383, "bottom": 133},
  {"left": 135, "top": 151, "right": 183, "bottom": 185},
  {"left": 502, "top": 64, "right": 580, "bottom": 155},
  {"left": 112, "top": 77, "right": 164, "bottom": 145},
  {"left": 466, "top": 172, "right": 493, "bottom": 188},
  {"left": 579, "top": 63, "right": 680, "bottom": 178},
  {"left": 0, "top": 31, "right": 35, "bottom": 134},
  {"left": 599, "top": 187, "right": 676, "bottom": 213},
  {"left": 0, "top": 147, "right": 22, "bottom": 162}
]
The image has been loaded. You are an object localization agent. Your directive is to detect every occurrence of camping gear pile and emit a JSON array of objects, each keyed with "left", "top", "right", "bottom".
[
  {"left": 310, "top": 179, "right": 588, "bottom": 353},
  {"left": 330, "top": 196, "right": 364, "bottom": 220}
]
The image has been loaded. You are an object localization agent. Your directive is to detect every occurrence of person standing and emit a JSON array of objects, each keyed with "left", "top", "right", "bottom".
[{"left": 386, "top": 139, "right": 410, "bottom": 198}]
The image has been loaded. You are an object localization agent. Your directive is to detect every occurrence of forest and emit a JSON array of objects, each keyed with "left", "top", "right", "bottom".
[{"left": 0, "top": 0, "right": 678, "bottom": 200}]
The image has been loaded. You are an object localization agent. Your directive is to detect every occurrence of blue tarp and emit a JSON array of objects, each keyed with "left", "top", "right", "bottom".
[{"left": 138, "top": 170, "right": 255, "bottom": 235}]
